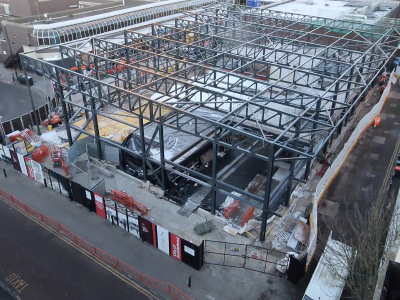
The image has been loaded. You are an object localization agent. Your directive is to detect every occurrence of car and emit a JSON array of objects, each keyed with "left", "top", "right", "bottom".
[{"left": 17, "top": 75, "right": 33, "bottom": 86}]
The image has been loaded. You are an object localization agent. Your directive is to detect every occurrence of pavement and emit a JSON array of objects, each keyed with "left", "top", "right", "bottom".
[
  {"left": 0, "top": 162, "right": 308, "bottom": 300},
  {"left": 0, "top": 199, "right": 149, "bottom": 300}
]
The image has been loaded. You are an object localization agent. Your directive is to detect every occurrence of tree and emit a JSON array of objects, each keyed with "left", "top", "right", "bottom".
[{"left": 317, "top": 189, "right": 400, "bottom": 300}]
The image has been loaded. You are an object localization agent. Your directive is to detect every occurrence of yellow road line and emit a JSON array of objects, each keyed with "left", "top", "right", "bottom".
[
  {"left": 377, "top": 135, "right": 400, "bottom": 206},
  {"left": 0, "top": 197, "right": 156, "bottom": 299}
]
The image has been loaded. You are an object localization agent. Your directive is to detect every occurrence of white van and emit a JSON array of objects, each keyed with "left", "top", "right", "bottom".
[{"left": 303, "top": 233, "right": 352, "bottom": 300}]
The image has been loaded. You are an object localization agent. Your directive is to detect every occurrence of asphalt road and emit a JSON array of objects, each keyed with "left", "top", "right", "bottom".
[
  {"left": 0, "top": 82, "right": 46, "bottom": 122},
  {"left": 0, "top": 200, "right": 149, "bottom": 300}
]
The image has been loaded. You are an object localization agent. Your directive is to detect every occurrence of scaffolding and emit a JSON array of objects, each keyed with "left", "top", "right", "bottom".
[{"left": 21, "top": 3, "right": 400, "bottom": 241}]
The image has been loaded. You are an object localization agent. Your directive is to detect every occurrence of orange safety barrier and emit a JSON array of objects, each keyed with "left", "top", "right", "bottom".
[
  {"left": 241, "top": 206, "right": 255, "bottom": 226},
  {"left": 32, "top": 145, "right": 50, "bottom": 162},
  {"left": 9, "top": 129, "right": 35, "bottom": 143},
  {"left": 224, "top": 200, "right": 240, "bottom": 219},
  {"left": 109, "top": 190, "right": 148, "bottom": 215},
  {"left": 0, "top": 187, "right": 193, "bottom": 300}
]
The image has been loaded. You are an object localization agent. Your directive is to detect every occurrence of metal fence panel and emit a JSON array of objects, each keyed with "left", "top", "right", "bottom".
[
  {"left": 204, "top": 240, "right": 288, "bottom": 278},
  {"left": 11, "top": 118, "right": 23, "bottom": 132},
  {"left": 22, "top": 113, "right": 33, "bottom": 129}
]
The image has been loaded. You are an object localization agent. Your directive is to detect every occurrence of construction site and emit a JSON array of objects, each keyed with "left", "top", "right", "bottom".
[{"left": 1, "top": 0, "right": 400, "bottom": 294}]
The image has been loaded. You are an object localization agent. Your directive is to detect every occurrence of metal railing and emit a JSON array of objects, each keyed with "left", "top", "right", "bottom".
[
  {"left": 1, "top": 97, "right": 59, "bottom": 137},
  {"left": 0, "top": 187, "right": 193, "bottom": 300}
]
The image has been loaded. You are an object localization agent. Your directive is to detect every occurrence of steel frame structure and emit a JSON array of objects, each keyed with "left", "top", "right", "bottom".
[{"left": 21, "top": 4, "right": 400, "bottom": 241}]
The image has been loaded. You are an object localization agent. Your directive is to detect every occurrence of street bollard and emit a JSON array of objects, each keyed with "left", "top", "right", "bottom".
[
  {"left": 3, "top": 169, "right": 6, "bottom": 177},
  {"left": 188, "top": 276, "right": 192, "bottom": 288}
]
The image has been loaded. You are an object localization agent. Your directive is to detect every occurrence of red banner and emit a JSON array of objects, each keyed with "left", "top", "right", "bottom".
[
  {"left": 24, "top": 157, "right": 35, "bottom": 179},
  {"left": 152, "top": 223, "right": 157, "bottom": 247},
  {"left": 93, "top": 192, "right": 106, "bottom": 219},
  {"left": 139, "top": 216, "right": 153, "bottom": 244},
  {"left": 170, "top": 233, "right": 182, "bottom": 261}
]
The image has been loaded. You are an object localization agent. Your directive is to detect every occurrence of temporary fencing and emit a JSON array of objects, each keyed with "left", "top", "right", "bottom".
[{"left": 0, "top": 187, "right": 193, "bottom": 300}]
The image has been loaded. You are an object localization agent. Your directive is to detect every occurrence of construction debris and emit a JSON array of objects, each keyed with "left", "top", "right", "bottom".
[{"left": 194, "top": 220, "right": 215, "bottom": 236}]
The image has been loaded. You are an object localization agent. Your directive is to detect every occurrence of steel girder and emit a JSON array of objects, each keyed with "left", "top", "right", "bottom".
[
  {"left": 20, "top": 6, "right": 400, "bottom": 241},
  {"left": 205, "top": 4, "right": 392, "bottom": 34},
  {"left": 119, "top": 25, "right": 394, "bottom": 152},
  {"left": 20, "top": 53, "right": 288, "bottom": 213},
  {"left": 91, "top": 37, "right": 337, "bottom": 131},
  {"left": 60, "top": 42, "right": 328, "bottom": 159}
]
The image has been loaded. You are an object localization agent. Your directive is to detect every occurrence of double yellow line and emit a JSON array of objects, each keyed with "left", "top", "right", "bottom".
[
  {"left": 377, "top": 135, "right": 400, "bottom": 206},
  {"left": 0, "top": 197, "right": 156, "bottom": 299}
]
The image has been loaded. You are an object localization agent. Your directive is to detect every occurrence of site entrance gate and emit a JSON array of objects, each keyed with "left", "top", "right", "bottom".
[{"left": 203, "top": 240, "right": 306, "bottom": 283}]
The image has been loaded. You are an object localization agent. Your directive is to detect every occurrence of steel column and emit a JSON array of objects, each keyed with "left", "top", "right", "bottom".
[
  {"left": 284, "top": 120, "right": 301, "bottom": 206},
  {"left": 211, "top": 141, "right": 218, "bottom": 215},
  {"left": 158, "top": 122, "right": 166, "bottom": 190},
  {"left": 23, "top": 64, "right": 41, "bottom": 135},
  {"left": 138, "top": 117, "right": 147, "bottom": 182},
  {"left": 55, "top": 69, "right": 73, "bottom": 146},
  {"left": 260, "top": 144, "right": 275, "bottom": 242}
]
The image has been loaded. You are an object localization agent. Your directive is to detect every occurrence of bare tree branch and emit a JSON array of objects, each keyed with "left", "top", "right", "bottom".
[{"left": 316, "top": 188, "right": 400, "bottom": 300}]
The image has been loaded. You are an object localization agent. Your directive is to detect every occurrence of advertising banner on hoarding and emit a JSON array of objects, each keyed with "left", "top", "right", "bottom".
[
  {"left": 128, "top": 215, "right": 140, "bottom": 238},
  {"left": 24, "top": 157, "right": 35, "bottom": 179},
  {"left": 9, "top": 150, "right": 20, "bottom": 172},
  {"left": 48, "top": 169, "right": 61, "bottom": 193},
  {"left": 157, "top": 225, "right": 170, "bottom": 255},
  {"left": 17, "top": 153, "right": 28, "bottom": 176},
  {"left": 93, "top": 192, "right": 106, "bottom": 219},
  {"left": 31, "top": 160, "right": 44, "bottom": 184},
  {"left": 13, "top": 140, "right": 27, "bottom": 156},
  {"left": 139, "top": 216, "right": 154, "bottom": 245},
  {"left": 117, "top": 210, "right": 128, "bottom": 231},
  {"left": 181, "top": 239, "right": 203, "bottom": 270},
  {"left": 3, "top": 146, "right": 10, "bottom": 158},
  {"left": 0, "top": 145, "right": 10, "bottom": 165},
  {"left": 57, "top": 173, "right": 72, "bottom": 199},
  {"left": 105, "top": 199, "right": 117, "bottom": 222},
  {"left": 170, "top": 233, "right": 182, "bottom": 261}
]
